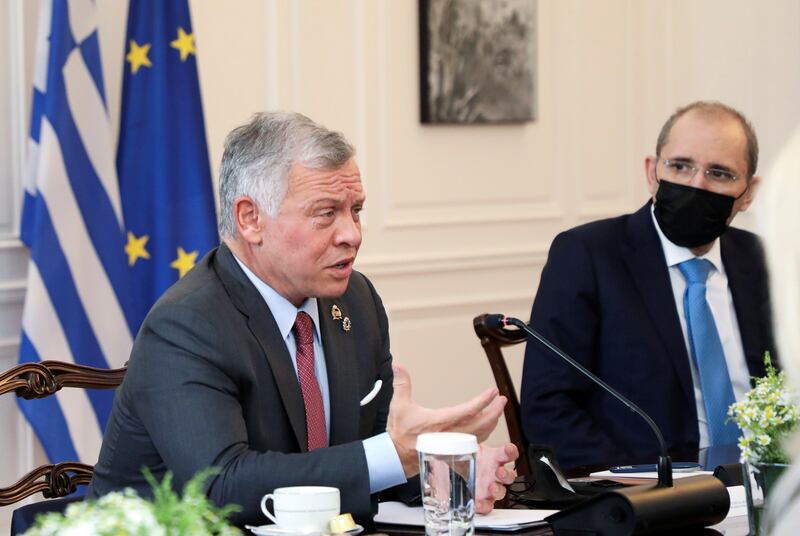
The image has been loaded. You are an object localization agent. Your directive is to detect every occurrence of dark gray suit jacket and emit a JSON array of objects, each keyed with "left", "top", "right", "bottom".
[{"left": 87, "top": 243, "right": 395, "bottom": 527}]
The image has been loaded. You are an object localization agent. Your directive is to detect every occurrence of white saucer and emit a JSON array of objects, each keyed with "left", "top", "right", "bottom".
[{"left": 246, "top": 524, "right": 364, "bottom": 536}]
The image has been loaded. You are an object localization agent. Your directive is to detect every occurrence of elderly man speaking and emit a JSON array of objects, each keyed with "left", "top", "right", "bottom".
[{"left": 87, "top": 112, "right": 517, "bottom": 528}]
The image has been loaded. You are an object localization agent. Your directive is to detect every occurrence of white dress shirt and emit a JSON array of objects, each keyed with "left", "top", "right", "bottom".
[{"left": 650, "top": 208, "right": 751, "bottom": 448}]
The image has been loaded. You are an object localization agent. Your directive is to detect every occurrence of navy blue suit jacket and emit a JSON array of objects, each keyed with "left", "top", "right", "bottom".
[{"left": 520, "top": 202, "right": 776, "bottom": 470}]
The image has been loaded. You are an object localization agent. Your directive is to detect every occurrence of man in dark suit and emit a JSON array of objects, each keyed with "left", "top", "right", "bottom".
[
  {"left": 520, "top": 102, "right": 776, "bottom": 470},
  {"left": 87, "top": 112, "right": 517, "bottom": 527}
]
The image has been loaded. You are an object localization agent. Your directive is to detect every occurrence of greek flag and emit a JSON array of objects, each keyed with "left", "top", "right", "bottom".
[
  {"left": 19, "top": 0, "right": 132, "bottom": 465},
  {"left": 19, "top": 0, "right": 218, "bottom": 469}
]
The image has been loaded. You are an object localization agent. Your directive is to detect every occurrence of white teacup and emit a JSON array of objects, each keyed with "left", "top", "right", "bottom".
[{"left": 260, "top": 486, "right": 340, "bottom": 533}]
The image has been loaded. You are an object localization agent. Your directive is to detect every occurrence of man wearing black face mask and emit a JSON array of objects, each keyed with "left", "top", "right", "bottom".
[{"left": 520, "top": 101, "right": 776, "bottom": 470}]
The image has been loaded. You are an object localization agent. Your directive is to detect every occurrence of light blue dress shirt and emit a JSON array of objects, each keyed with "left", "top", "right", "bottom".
[
  {"left": 650, "top": 208, "right": 751, "bottom": 448},
  {"left": 233, "top": 255, "right": 406, "bottom": 493}
]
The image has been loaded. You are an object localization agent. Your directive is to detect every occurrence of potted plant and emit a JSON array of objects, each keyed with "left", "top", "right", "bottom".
[
  {"left": 23, "top": 468, "right": 241, "bottom": 536},
  {"left": 729, "top": 353, "right": 799, "bottom": 535}
]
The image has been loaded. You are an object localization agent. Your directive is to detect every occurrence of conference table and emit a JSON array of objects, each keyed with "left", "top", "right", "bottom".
[
  {"left": 376, "top": 504, "right": 749, "bottom": 535},
  {"left": 378, "top": 514, "right": 749, "bottom": 535},
  {"left": 377, "top": 446, "right": 753, "bottom": 536}
]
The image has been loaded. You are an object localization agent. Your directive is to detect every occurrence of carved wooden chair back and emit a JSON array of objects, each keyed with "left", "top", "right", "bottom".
[
  {"left": 473, "top": 313, "right": 531, "bottom": 475},
  {"left": 0, "top": 361, "right": 126, "bottom": 506}
]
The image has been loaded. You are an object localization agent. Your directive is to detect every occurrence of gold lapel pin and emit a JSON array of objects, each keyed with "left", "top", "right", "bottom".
[
  {"left": 342, "top": 317, "right": 351, "bottom": 332},
  {"left": 331, "top": 304, "right": 342, "bottom": 321}
]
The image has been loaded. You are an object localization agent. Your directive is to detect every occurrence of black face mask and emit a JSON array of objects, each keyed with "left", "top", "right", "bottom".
[{"left": 653, "top": 180, "right": 736, "bottom": 248}]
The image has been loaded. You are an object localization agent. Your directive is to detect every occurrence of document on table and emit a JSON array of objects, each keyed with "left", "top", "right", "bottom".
[
  {"left": 725, "top": 486, "right": 747, "bottom": 518},
  {"left": 589, "top": 469, "right": 714, "bottom": 479},
  {"left": 376, "top": 501, "right": 556, "bottom": 531}
]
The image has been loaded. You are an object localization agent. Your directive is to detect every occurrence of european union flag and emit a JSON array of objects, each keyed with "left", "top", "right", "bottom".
[{"left": 118, "top": 0, "right": 219, "bottom": 330}]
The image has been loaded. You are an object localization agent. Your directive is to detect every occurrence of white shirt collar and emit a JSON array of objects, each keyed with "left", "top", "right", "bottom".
[
  {"left": 231, "top": 254, "right": 321, "bottom": 341},
  {"left": 650, "top": 204, "right": 725, "bottom": 275}
]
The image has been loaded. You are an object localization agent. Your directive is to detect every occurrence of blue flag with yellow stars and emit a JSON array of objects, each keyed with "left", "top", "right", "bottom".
[{"left": 118, "top": 0, "right": 218, "bottom": 330}]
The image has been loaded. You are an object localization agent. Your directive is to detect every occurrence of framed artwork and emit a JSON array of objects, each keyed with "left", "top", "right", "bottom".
[{"left": 419, "top": 0, "right": 537, "bottom": 124}]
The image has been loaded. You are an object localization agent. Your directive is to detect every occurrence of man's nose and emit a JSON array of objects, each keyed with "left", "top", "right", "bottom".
[
  {"left": 335, "top": 214, "right": 362, "bottom": 247},
  {"left": 689, "top": 168, "right": 710, "bottom": 190}
]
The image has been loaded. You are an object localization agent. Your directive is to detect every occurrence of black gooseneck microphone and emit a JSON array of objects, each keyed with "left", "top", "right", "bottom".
[
  {"left": 484, "top": 313, "right": 673, "bottom": 487},
  {"left": 486, "top": 313, "right": 731, "bottom": 535}
]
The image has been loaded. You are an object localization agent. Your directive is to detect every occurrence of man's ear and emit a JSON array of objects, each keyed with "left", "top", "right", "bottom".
[
  {"left": 233, "top": 196, "right": 264, "bottom": 245},
  {"left": 644, "top": 156, "right": 659, "bottom": 198},
  {"left": 737, "top": 174, "right": 762, "bottom": 212}
]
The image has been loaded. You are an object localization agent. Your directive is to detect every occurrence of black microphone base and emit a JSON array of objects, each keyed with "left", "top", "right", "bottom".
[{"left": 546, "top": 474, "right": 730, "bottom": 535}]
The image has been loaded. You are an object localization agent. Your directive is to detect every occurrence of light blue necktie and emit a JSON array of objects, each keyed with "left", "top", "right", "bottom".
[{"left": 678, "top": 258, "right": 741, "bottom": 445}]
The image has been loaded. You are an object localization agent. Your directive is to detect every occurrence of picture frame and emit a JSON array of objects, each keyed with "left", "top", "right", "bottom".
[{"left": 419, "top": 0, "right": 537, "bottom": 124}]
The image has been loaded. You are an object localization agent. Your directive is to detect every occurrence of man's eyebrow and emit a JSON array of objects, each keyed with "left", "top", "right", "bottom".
[
  {"left": 706, "top": 162, "right": 736, "bottom": 173},
  {"left": 309, "top": 197, "right": 343, "bottom": 205},
  {"left": 303, "top": 193, "right": 366, "bottom": 211}
]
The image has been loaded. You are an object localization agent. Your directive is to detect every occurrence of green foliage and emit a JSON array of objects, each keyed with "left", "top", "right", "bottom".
[
  {"left": 729, "top": 352, "right": 799, "bottom": 464},
  {"left": 24, "top": 468, "right": 242, "bottom": 536},
  {"left": 144, "top": 467, "right": 242, "bottom": 535}
]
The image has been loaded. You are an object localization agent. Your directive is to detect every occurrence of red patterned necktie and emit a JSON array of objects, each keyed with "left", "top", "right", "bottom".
[{"left": 293, "top": 311, "right": 327, "bottom": 450}]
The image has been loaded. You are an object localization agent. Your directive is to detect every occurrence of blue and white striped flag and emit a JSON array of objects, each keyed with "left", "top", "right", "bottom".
[
  {"left": 19, "top": 0, "right": 219, "bottom": 472},
  {"left": 18, "top": 0, "right": 134, "bottom": 466}
]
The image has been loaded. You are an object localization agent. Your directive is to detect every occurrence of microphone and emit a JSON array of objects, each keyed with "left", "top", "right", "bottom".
[
  {"left": 484, "top": 314, "right": 673, "bottom": 486},
  {"left": 486, "top": 313, "right": 731, "bottom": 534}
]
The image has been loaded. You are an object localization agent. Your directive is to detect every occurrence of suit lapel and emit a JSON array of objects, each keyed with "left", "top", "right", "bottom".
[
  {"left": 318, "top": 298, "right": 360, "bottom": 445},
  {"left": 621, "top": 203, "right": 695, "bottom": 407},
  {"left": 721, "top": 234, "right": 762, "bottom": 376},
  {"left": 213, "top": 244, "right": 308, "bottom": 451}
]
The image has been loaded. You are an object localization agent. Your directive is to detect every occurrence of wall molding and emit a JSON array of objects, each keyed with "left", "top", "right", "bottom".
[
  {"left": 289, "top": 0, "right": 302, "bottom": 112},
  {"left": 2, "top": 0, "right": 25, "bottom": 240},
  {"left": 0, "top": 240, "right": 28, "bottom": 285},
  {"left": 265, "top": 0, "right": 280, "bottom": 109},
  {"left": 0, "top": 238, "right": 24, "bottom": 251},
  {"left": 0, "top": 279, "right": 25, "bottom": 305},
  {"left": 383, "top": 199, "right": 565, "bottom": 229},
  {"left": 0, "top": 337, "right": 20, "bottom": 361},
  {"left": 357, "top": 246, "right": 547, "bottom": 277},
  {"left": 576, "top": 200, "right": 638, "bottom": 221},
  {"left": 387, "top": 290, "right": 533, "bottom": 317}
]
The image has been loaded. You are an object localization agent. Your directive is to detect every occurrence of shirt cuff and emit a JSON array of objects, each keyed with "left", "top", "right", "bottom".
[{"left": 363, "top": 432, "right": 407, "bottom": 494}]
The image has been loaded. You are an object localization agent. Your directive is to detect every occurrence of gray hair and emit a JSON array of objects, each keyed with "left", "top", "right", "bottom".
[
  {"left": 656, "top": 101, "right": 759, "bottom": 178},
  {"left": 218, "top": 111, "right": 356, "bottom": 238}
]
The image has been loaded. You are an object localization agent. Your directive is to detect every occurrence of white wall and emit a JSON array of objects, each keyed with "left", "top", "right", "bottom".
[{"left": 2, "top": 0, "right": 800, "bottom": 530}]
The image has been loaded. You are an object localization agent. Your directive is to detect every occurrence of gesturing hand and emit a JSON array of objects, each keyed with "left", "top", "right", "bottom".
[
  {"left": 387, "top": 363, "right": 507, "bottom": 476},
  {"left": 475, "top": 443, "right": 518, "bottom": 514}
]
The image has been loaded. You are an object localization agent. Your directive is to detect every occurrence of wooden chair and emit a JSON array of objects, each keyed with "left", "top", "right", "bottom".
[
  {"left": 473, "top": 313, "right": 531, "bottom": 475},
  {"left": 0, "top": 361, "right": 126, "bottom": 506}
]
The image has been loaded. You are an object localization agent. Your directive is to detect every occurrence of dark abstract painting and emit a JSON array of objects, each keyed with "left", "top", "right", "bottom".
[{"left": 419, "top": 0, "right": 537, "bottom": 124}]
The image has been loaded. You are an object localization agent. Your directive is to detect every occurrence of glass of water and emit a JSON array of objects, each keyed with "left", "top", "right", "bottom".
[{"left": 417, "top": 432, "right": 478, "bottom": 536}]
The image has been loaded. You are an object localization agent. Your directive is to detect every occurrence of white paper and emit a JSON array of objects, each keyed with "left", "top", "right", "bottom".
[
  {"left": 375, "top": 501, "right": 555, "bottom": 530},
  {"left": 589, "top": 469, "right": 714, "bottom": 479},
  {"left": 540, "top": 455, "right": 574, "bottom": 492},
  {"left": 726, "top": 485, "right": 747, "bottom": 518}
]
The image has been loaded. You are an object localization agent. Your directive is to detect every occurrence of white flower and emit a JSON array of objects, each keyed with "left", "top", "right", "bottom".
[{"left": 728, "top": 354, "right": 799, "bottom": 464}]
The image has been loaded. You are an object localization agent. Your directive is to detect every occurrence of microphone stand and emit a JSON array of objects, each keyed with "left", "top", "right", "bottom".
[
  {"left": 487, "top": 314, "right": 731, "bottom": 535},
  {"left": 500, "top": 315, "right": 673, "bottom": 487}
]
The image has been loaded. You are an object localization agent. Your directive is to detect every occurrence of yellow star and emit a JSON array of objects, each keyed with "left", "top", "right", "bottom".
[
  {"left": 170, "top": 27, "right": 196, "bottom": 61},
  {"left": 170, "top": 247, "right": 199, "bottom": 278},
  {"left": 124, "top": 232, "right": 150, "bottom": 266},
  {"left": 126, "top": 40, "right": 152, "bottom": 74}
]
